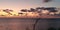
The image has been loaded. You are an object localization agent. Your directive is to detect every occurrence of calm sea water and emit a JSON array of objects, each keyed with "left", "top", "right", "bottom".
[{"left": 0, "top": 18, "right": 60, "bottom": 30}]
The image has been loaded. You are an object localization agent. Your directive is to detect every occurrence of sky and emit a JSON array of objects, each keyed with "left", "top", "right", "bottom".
[{"left": 0, "top": 0, "right": 60, "bottom": 11}]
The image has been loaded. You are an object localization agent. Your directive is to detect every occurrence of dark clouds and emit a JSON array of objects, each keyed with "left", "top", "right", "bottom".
[{"left": 43, "top": 0, "right": 52, "bottom": 3}]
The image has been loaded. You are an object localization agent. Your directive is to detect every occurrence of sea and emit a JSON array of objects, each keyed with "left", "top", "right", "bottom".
[{"left": 0, "top": 18, "right": 60, "bottom": 30}]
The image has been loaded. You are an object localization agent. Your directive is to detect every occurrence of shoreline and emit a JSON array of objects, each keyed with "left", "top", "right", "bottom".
[{"left": 0, "top": 15, "right": 60, "bottom": 18}]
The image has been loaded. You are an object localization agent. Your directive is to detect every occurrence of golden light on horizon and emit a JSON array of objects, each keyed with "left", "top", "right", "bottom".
[
  {"left": 10, "top": 12, "right": 18, "bottom": 16},
  {"left": 41, "top": 10, "right": 49, "bottom": 14},
  {"left": 27, "top": 12, "right": 39, "bottom": 17},
  {"left": 49, "top": 12, "right": 55, "bottom": 15},
  {"left": 0, "top": 8, "right": 59, "bottom": 17},
  {"left": 0, "top": 10, "right": 39, "bottom": 16}
]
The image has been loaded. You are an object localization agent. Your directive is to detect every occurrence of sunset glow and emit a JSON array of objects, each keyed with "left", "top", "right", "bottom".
[
  {"left": 0, "top": 0, "right": 59, "bottom": 17},
  {"left": 0, "top": 0, "right": 60, "bottom": 11}
]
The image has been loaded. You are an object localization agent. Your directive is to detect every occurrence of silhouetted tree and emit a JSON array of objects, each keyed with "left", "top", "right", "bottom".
[
  {"left": 30, "top": 8, "right": 35, "bottom": 12},
  {"left": 3, "top": 9, "right": 13, "bottom": 15},
  {"left": 36, "top": 7, "right": 45, "bottom": 9},
  {"left": 28, "top": 10, "right": 31, "bottom": 12},
  {"left": 44, "top": 7, "right": 57, "bottom": 12},
  {"left": 36, "top": 7, "right": 42, "bottom": 13},
  {"left": 48, "top": 7, "right": 57, "bottom": 15},
  {"left": 9, "top": 10, "right": 13, "bottom": 12},
  {"left": 18, "top": 13, "right": 23, "bottom": 16},
  {"left": 21, "top": 9, "right": 28, "bottom": 16},
  {"left": 36, "top": 7, "right": 41, "bottom": 10},
  {"left": 21, "top": 9, "right": 27, "bottom": 12}
]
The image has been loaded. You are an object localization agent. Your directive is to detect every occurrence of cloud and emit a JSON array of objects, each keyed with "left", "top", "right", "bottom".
[{"left": 43, "top": 0, "right": 52, "bottom": 3}]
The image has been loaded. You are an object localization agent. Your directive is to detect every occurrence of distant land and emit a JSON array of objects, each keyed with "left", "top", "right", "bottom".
[
  {"left": 0, "top": 7, "right": 60, "bottom": 18},
  {"left": 0, "top": 15, "right": 60, "bottom": 18}
]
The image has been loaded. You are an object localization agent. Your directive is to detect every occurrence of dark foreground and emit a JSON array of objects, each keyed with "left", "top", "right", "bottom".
[{"left": 0, "top": 18, "right": 60, "bottom": 30}]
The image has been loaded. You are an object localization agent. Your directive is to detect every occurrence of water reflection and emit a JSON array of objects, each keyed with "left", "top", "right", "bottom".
[{"left": 0, "top": 18, "right": 60, "bottom": 30}]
